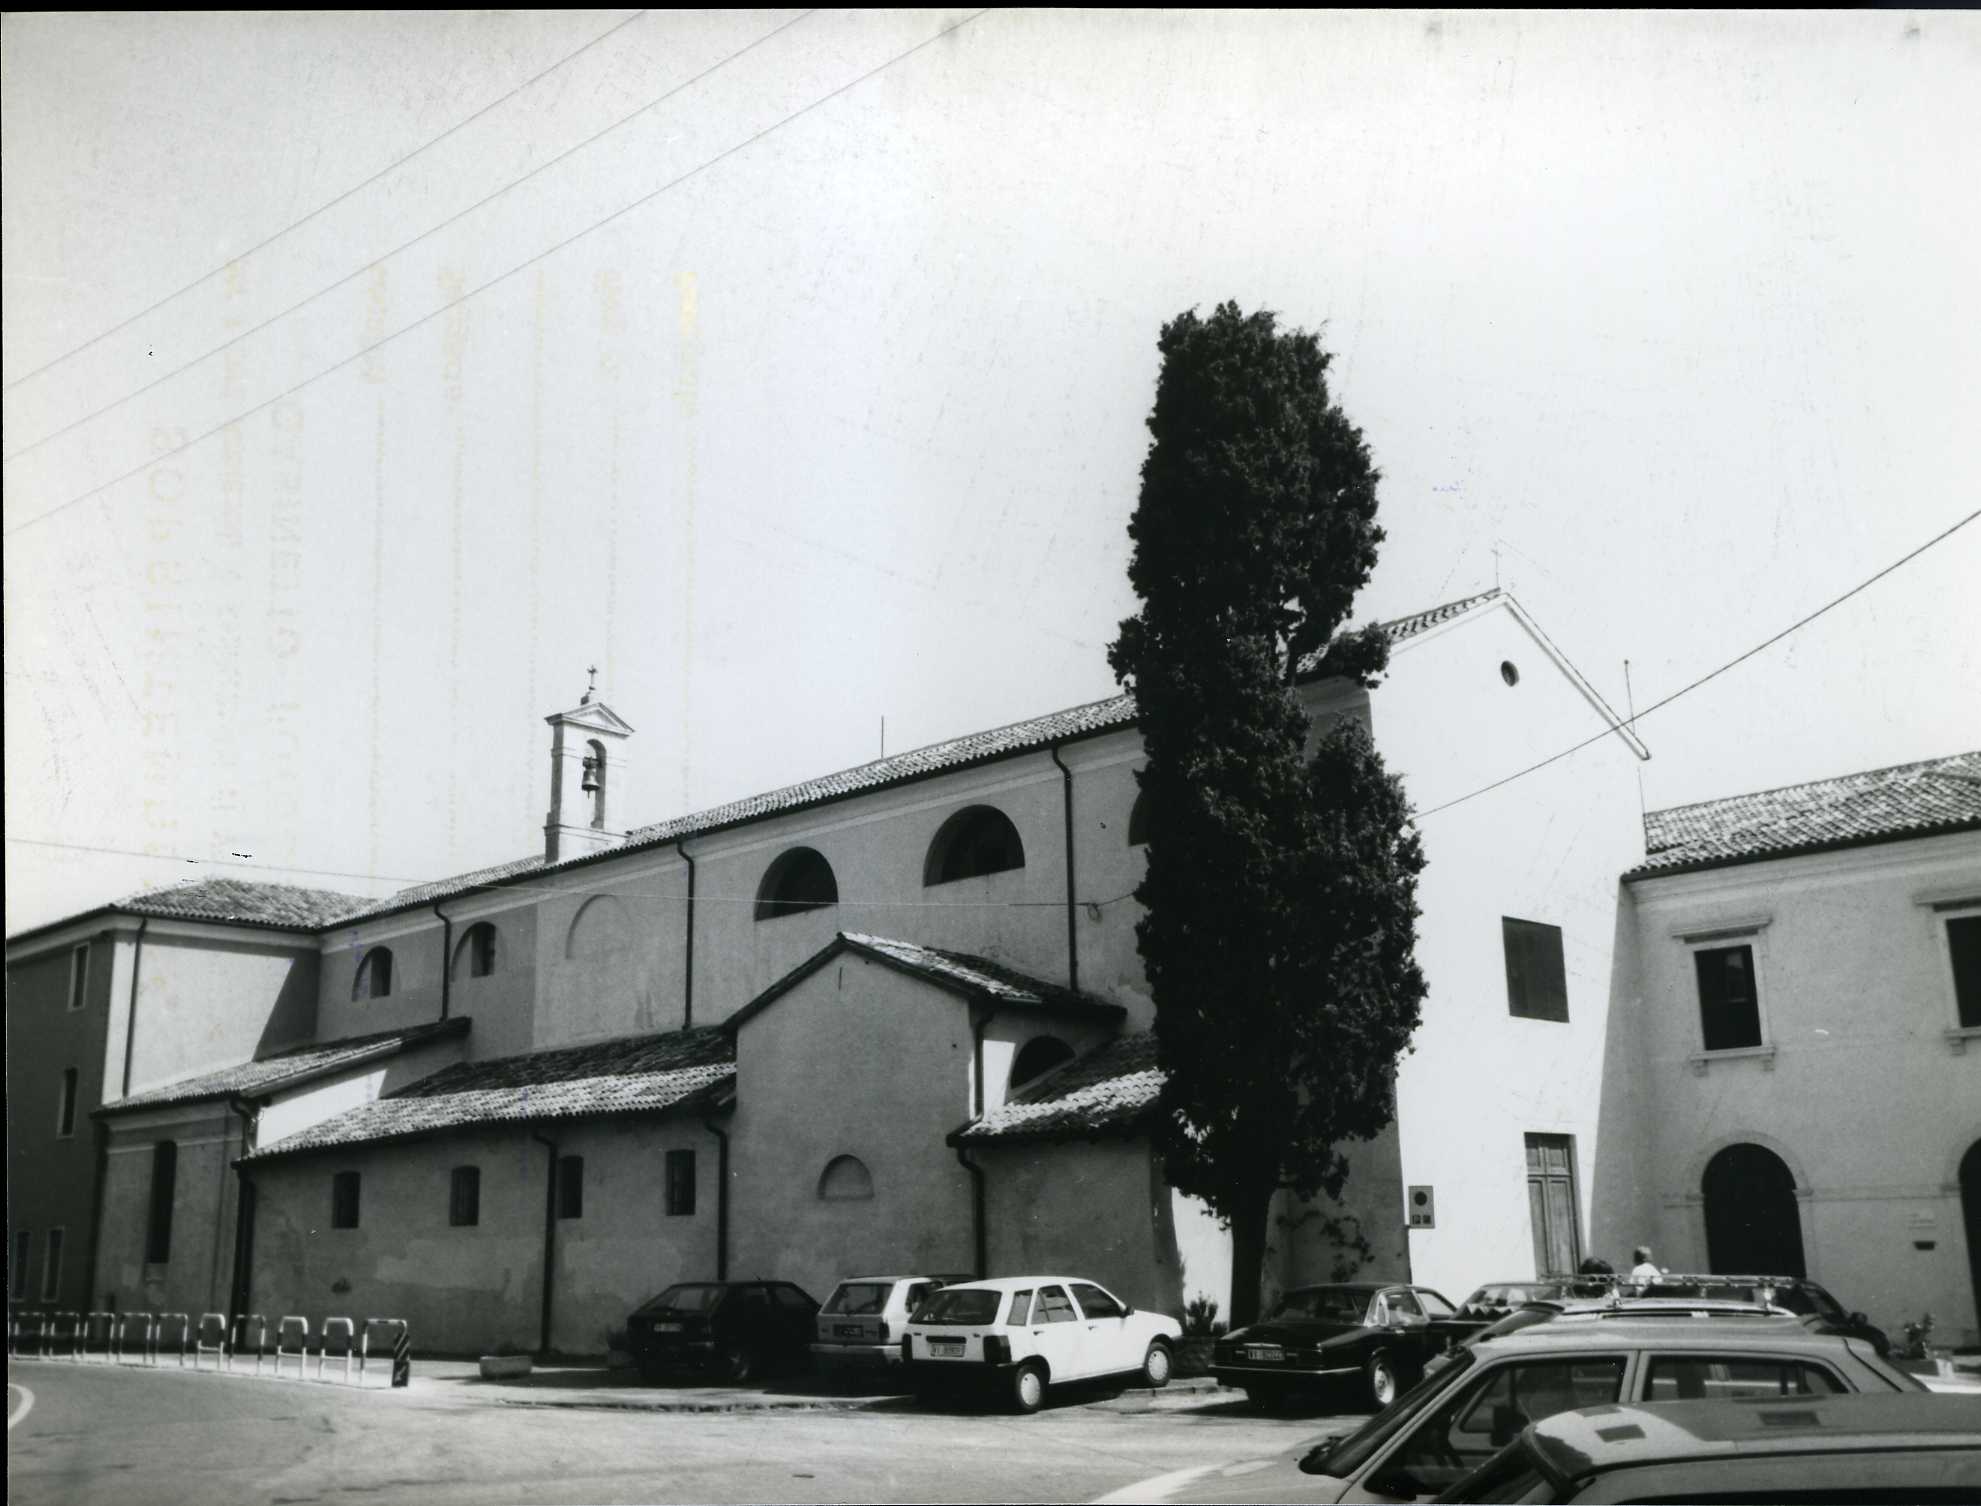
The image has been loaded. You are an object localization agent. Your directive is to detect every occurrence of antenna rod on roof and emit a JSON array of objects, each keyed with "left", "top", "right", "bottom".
[{"left": 881, "top": 716, "right": 886, "bottom": 757}]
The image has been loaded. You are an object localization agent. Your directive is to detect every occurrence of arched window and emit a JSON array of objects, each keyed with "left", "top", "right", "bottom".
[
  {"left": 1703, "top": 1143, "right": 1806, "bottom": 1278},
  {"left": 755, "top": 847, "right": 839, "bottom": 921},
  {"left": 353, "top": 946, "right": 394, "bottom": 1001},
  {"left": 1127, "top": 791, "right": 1150, "bottom": 848},
  {"left": 566, "top": 895, "right": 629, "bottom": 960},
  {"left": 1010, "top": 1035, "right": 1075, "bottom": 1090},
  {"left": 451, "top": 922, "right": 498, "bottom": 980},
  {"left": 923, "top": 805, "right": 1025, "bottom": 886},
  {"left": 818, "top": 1154, "right": 874, "bottom": 1202}
]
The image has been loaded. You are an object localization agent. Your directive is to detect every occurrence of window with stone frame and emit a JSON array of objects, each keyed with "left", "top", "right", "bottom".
[
  {"left": 1694, "top": 943, "right": 1763, "bottom": 1051},
  {"left": 56, "top": 1066, "right": 79, "bottom": 1137},
  {"left": 449, "top": 1166, "right": 481, "bottom": 1227},
  {"left": 332, "top": 1170, "right": 361, "bottom": 1229},
  {"left": 1502, "top": 917, "right": 1569, "bottom": 1022},
  {"left": 557, "top": 1156, "right": 584, "bottom": 1219},
  {"left": 1947, "top": 913, "right": 1981, "bottom": 1030},
  {"left": 665, "top": 1149, "right": 695, "bottom": 1216},
  {"left": 146, "top": 1141, "right": 177, "bottom": 1263}
]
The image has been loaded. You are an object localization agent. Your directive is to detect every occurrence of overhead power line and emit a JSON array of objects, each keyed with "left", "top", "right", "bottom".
[
  {"left": 1, "top": 10, "right": 650, "bottom": 397},
  {"left": 1412, "top": 506, "right": 1981, "bottom": 821},
  {"left": 3, "top": 9, "right": 812, "bottom": 464},
  {"left": 2, "top": 8, "right": 993, "bottom": 539}
]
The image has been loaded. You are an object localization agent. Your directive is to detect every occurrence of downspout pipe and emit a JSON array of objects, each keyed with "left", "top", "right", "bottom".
[
  {"left": 954, "top": 1145, "right": 987, "bottom": 1280},
  {"left": 90, "top": 917, "right": 148, "bottom": 1309},
  {"left": 960, "top": 1002, "right": 993, "bottom": 1280},
  {"left": 432, "top": 902, "right": 453, "bottom": 1022},
  {"left": 531, "top": 1132, "right": 559, "bottom": 1356},
  {"left": 1049, "top": 744, "right": 1080, "bottom": 996},
  {"left": 676, "top": 841, "right": 697, "bottom": 1029},
  {"left": 226, "top": 1096, "right": 260, "bottom": 1321},
  {"left": 120, "top": 918, "right": 149, "bottom": 1096},
  {"left": 701, "top": 1113, "right": 730, "bottom": 1280}
]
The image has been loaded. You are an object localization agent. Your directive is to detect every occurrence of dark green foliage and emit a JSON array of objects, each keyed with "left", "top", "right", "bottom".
[{"left": 1109, "top": 302, "right": 1427, "bottom": 1324}]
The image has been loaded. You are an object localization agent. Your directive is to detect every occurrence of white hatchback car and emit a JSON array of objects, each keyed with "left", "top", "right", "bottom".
[
  {"left": 901, "top": 1275, "right": 1182, "bottom": 1413},
  {"left": 811, "top": 1274, "right": 963, "bottom": 1370}
]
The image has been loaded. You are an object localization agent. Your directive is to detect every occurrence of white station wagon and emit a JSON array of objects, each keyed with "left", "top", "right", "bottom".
[{"left": 900, "top": 1275, "right": 1182, "bottom": 1413}]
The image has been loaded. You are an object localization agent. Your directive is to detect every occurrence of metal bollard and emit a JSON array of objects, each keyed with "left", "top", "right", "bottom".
[
  {"left": 194, "top": 1313, "right": 228, "bottom": 1371},
  {"left": 114, "top": 1312, "right": 153, "bottom": 1364},
  {"left": 157, "top": 1313, "right": 191, "bottom": 1367},
  {"left": 85, "top": 1311, "right": 114, "bottom": 1362},
  {"left": 56, "top": 1311, "right": 82, "bottom": 1359},
  {"left": 274, "top": 1315, "right": 309, "bottom": 1379},
  {"left": 231, "top": 1313, "right": 268, "bottom": 1375},
  {"left": 319, "top": 1317, "right": 356, "bottom": 1383},
  {"left": 358, "top": 1318, "right": 411, "bottom": 1389}
]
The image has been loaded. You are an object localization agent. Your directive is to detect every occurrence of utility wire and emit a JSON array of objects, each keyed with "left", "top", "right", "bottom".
[
  {"left": 1412, "top": 506, "right": 1981, "bottom": 821},
  {"left": 1, "top": 10, "right": 650, "bottom": 397},
  {"left": 3, "top": 8, "right": 991, "bottom": 539},
  {"left": 2, "top": 9, "right": 810, "bottom": 464}
]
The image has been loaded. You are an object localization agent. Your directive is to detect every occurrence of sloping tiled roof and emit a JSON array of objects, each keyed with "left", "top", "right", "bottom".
[
  {"left": 725, "top": 932, "right": 1128, "bottom": 1033},
  {"left": 101, "top": 1018, "right": 469, "bottom": 1115},
  {"left": 953, "top": 1032, "right": 1162, "bottom": 1144},
  {"left": 245, "top": 1026, "right": 734, "bottom": 1160},
  {"left": 324, "top": 591, "right": 1504, "bottom": 926},
  {"left": 120, "top": 876, "right": 374, "bottom": 929},
  {"left": 1630, "top": 751, "right": 1981, "bottom": 878}
]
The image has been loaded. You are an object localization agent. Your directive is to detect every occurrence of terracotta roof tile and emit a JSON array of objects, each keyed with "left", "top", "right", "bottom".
[
  {"left": 1630, "top": 751, "right": 1981, "bottom": 877},
  {"left": 102, "top": 1018, "right": 469, "bottom": 1114},
  {"left": 245, "top": 1026, "right": 734, "bottom": 1160},
  {"left": 954, "top": 1032, "right": 1162, "bottom": 1143},
  {"left": 119, "top": 876, "right": 373, "bottom": 929}
]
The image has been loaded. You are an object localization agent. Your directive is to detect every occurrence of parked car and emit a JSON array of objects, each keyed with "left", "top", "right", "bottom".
[
  {"left": 1285, "top": 1310, "right": 1923, "bottom": 1502},
  {"left": 900, "top": 1275, "right": 1181, "bottom": 1413},
  {"left": 811, "top": 1273, "right": 965, "bottom": 1371},
  {"left": 625, "top": 1279, "right": 820, "bottom": 1382},
  {"left": 1212, "top": 1282, "right": 1469, "bottom": 1409},
  {"left": 1438, "top": 1393, "right": 1981, "bottom": 1502},
  {"left": 1453, "top": 1294, "right": 1785, "bottom": 1351},
  {"left": 1637, "top": 1272, "right": 1893, "bottom": 1356},
  {"left": 1450, "top": 1277, "right": 1617, "bottom": 1336}
]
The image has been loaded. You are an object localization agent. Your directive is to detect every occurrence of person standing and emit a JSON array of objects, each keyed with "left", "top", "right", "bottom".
[{"left": 1629, "top": 1246, "right": 1663, "bottom": 1283}]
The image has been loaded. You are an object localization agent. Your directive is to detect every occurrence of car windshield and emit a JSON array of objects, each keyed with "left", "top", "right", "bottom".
[
  {"left": 1273, "top": 1287, "right": 1373, "bottom": 1323},
  {"left": 913, "top": 1288, "right": 1004, "bottom": 1326},
  {"left": 823, "top": 1282, "right": 892, "bottom": 1316},
  {"left": 640, "top": 1284, "right": 724, "bottom": 1314},
  {"left": 1305, "top": 1349, "right": 1477, "bottom": 1479}
]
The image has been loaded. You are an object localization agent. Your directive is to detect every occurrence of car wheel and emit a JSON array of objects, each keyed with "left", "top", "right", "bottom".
[
  {"left": 1141, "top": 1341, "right": 1173, "bottom": 1389},
  {"left": 716, "top": 1340, "right": 758, "bottom": 1383},
  {"left": 1010, "top": 1360, "right": 1047, "bottom": 1414},
  {"left": 1366, "top": 1351, "right": 1399, "bottom": 1410}
]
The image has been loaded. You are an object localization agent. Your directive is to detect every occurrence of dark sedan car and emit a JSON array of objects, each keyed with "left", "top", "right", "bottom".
[
  {"left": 1212, "top": 1282, "right": 1466, "bottom": 1409},
  {"left": 626, "top": 1279, "right": 820, "bottom": 1382}
]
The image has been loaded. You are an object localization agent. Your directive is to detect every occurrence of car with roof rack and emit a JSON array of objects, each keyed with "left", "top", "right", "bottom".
[
  {"left": 1146, "top": 1308, "right": 1923, "bottom": 1504},
  {"left": 900, "top": 1275, "right": 1180, "bottom": 1413},
  {"left": 1437, "top": 1392, "right": 1981, "bottom": 1502},
  {"left": 1632, "top": 1273, "right": 1892, "bottom": 1356}
]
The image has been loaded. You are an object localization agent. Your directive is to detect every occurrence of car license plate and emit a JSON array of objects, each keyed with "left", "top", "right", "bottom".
[
  {"left": 1243, "top": 1343, "right": 1283, "bottom": 1362},
  {"left": 930, "top": 1339, "right": 964, "bottom": 1357},
  {"left": 835, "top": 1324, "right": 865, "bottom": 1338},
  {"left": 651, "top": 1322, "right": 683, "bottom": 1333}
]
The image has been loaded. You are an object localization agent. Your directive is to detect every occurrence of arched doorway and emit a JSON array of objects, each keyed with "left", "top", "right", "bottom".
[
  {"left": 1703, "top": 1143, "right": 1806, "bottom": 1277},
  {"left": 1961, "top": 1140, "right": 1981, "bottom": 1329}
]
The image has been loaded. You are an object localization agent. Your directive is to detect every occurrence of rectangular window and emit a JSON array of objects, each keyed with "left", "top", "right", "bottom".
[
  {"left": 331, "top": 1170, "right": 361, "bottom": 1230},
  {"left": 557, "top": 1155, "right": 584, "bottom": 1219},
  {"left": 68, "top": 945, "right": 90, "bottom": 1010},
  {"left": 1645, "top": 1356, "right": 1844, "bottom": 1401},
  {"left": 1005, "top": 1288, "right": 1034, "bottom": 1327},
  {"left": 1524, "top": 1134, "right": 1582, "bottom": 1276},
  {"left": 57, "top": 1066, "right": 80, "bottom": 1137},
  {"left": 449, "top": 1166, "right": 480, "bottom": 1228},
  {"left": 1503, "top": 918, "right": 1569, "bottom": 1022},
  {"left": 665, "top": 1149, "right": 695, "bottom": 1217},
  {"left": 11, "top": 1229, "right": 31, "bottom": 1300},
  {"left": 146, "top": 1140, "right": 178, "bottom": 1263},
  {"left": 1695, "top": 943, "right": 1763, "bottom": 1050},
  {"left": 1949, "top": 915, "right": 1981, "bottom": 1030},
  {"left": 40, "top": 1229, "right": 66, "bottom": 1302}
]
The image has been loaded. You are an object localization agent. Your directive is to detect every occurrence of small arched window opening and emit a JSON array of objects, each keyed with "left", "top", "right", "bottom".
[
  {"left": 583, "top": 739, "right": 608, "bottom": 829},
  {"left": 353, "top": 946, "right": 394, "bottom": 1001},
  {"left": 755, "top": 847, "right": 839, "bottom": 921},
  {"left": 1127, "top": 791, "right": 1150, "bottom": 848},
  {"left": 818, "top": 1154, "right": 874, "bottom": 1202},
  {"left": 924, "top": 805, "right": 1025, "bottom": 886},
  {"left": 1010, "top": 1035, "right": 1075, "bottom": 1090},
  {"left": 566, "top": 895, "right": 629, "bottom": 960},
  {"left": 451, "top": 923, "right": 498, "bottom": 980}
]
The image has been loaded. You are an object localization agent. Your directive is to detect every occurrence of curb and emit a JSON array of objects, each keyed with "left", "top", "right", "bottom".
[{"left": 471, "top": 1375, "right": 1227, "bottom": 1415}]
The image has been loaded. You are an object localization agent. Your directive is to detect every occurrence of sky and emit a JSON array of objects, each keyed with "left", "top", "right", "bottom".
[{"left": 4, "top": 10, "right": 1977, "bottom": 936}]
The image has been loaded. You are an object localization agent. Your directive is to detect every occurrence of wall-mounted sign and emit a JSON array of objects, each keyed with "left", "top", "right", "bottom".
[{"left": 1407, "top": 1185, "right": 1435, "bottom": 1229}]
